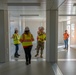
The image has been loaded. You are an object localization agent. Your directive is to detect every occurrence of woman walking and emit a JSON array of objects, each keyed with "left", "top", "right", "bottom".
[
  {"left": 20, "top": 27, "right": 34, "bottom": 65},
  {"left": 12, "top": 29, "right": 20, "bottom": 58}
]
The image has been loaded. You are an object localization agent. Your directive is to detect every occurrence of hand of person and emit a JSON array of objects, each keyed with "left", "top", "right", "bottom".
[{"left": 40, "top": 39, "right": 43, "bottom": 41}]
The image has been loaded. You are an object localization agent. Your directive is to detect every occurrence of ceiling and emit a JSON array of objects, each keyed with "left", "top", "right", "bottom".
[
  {"left": 58, "top": 0, "right": 76, "bottom": 22},
  {"left": 8, "top": 0, "right": 46, "bottom": 20},
  {"left": 7, "top": 0, "right": 76, "bottom": 22}
]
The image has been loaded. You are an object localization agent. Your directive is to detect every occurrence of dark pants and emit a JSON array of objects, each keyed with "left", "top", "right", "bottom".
[
  {"left": 24, "top": 46, "right": 32, "bottom": 62},
  {"left": 64, "top": 39, "right": 68, "bottom": 49},
  {"left": 14, "top": 44, "right": 19, "bottom": 56}
]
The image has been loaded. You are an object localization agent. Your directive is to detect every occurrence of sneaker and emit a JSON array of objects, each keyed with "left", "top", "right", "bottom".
[{"left": 63, "top": 48, "right": 66, "bottom": 49}]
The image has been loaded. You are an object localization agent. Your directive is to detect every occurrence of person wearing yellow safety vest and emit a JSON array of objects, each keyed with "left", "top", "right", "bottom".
[
  {"left": 20, "top": 27, "right": 34, "bottom": 65},
  {"left": 35, "top": 26, "right": 46, "bottom": 58},
  {"left": 12, "top": 29, "right": 20, "bottom": 58}
]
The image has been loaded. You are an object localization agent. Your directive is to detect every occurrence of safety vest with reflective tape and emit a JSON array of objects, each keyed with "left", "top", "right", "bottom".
[
  {"left": 13, "top": 33, "right": 20, "bottom": 44},
  {"left": 37, "top": 33, "right": 46, "bottom": 42},
  {"left": 20, "top": 33, "right": 34, "bottom": 47}
]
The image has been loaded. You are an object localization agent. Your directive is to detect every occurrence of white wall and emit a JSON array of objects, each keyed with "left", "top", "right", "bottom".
[
  {"left": 58, "top": 22, "right": 63, "bottom": 44},
  {"left": 70, "top": 22, "right": 76, "bottom": 46}
]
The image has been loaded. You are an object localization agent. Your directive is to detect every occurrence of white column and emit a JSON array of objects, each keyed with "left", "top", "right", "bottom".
[
  {"left": 0, "top": 0, "right": 9, "bottom": 63},
  {"left": 46, "top": 9, "right": 58, "bottom": 63},
  {"left": 46, "top": 9, "right": 58, "bottom": 62}
]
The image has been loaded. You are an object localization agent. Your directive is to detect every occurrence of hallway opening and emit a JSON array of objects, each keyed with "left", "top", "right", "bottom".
[
  {"left": 58, "top": 15, "right": 76, "bottom": 61},
  {"left": 8, "top": 6, "right": 46, "bottom": 61}
]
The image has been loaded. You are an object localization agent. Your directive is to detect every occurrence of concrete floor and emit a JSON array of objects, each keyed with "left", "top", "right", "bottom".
[
  {"left": 0, "top": 61, "right": 54, "bottom": 75},
  {"left": 58, "top": 61, "right": 76, "bottom": 75},
  {"left": 58, "top": 47, "right": 76, "bottom": 59},
  {"left": 10, "top": 43, "right": 46, "bottom": 61},
  {"left": 58, "top": 47, "right": 76, "bottom": 75},
  {"left": 1, "top": 44, "right": 76, "bottom": 75}
]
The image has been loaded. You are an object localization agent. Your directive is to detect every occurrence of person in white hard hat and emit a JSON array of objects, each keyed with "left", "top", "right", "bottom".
[
  {"left": 12, "top": 28, "right": 21, "bottom": 58},
  {"left": 35, "top": 26, "right": 46, "bottom": 58},
  {"left": 20, "top": 27, "right": 34, "bottom": 65}
]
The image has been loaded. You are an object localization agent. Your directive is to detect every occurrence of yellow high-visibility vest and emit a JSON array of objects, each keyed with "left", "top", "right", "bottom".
[
  {"left": 37, "top": 33, "right": 46, "bottom": 42},
  {"left": 13, "top": 33, "right": 20, "bottom": 44},
  {"left": 20, "top": 33, "right": 34, "bottom": 47}
]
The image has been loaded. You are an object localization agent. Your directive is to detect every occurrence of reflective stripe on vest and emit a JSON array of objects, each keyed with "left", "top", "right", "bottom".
[
  {"left": 22, "top": 33, "right": 33, "bottom": 46},
  {"left": 37, "top": 34, "right": 46, "bottom": 42}
]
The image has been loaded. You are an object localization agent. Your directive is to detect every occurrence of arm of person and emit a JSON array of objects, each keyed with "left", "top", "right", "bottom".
[
  {"left": 11, "top": 34, "right": 14, "bottom": 39},
  {"left": 20, "top": 34, "right": 24, "bottom": 43},
  {"left": 67, "top": 34, "right": 69, "bottom": 38}
]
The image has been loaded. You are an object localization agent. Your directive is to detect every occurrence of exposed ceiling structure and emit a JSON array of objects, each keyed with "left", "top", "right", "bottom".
[
  {"left": 58, "top": 0, "right": 76, "bottom": 22},
  {"left": 8, "top": 0, "right": 46, "bottom": 20},
  {"left": 7, "top": 0, "right": 76, "bottom": 22}
]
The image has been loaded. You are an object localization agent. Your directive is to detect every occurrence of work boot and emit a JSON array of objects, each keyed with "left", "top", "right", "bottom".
[
  {"left": 35, "top": 54, "right": 38, "bottom": 57},
  {"left": 40, "top": 55, "right": 43, "bottom": 58}
]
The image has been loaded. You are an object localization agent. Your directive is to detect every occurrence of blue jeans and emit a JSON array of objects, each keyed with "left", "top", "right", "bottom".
[
  {"left": 14, "top": 44, "right": 19, "bottom": 56},
  {"left": 64, "top": 39, "right": 68, "bottom": 49}
]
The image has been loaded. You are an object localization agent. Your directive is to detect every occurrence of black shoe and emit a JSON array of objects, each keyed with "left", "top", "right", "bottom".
[
  {"left": 63, "top": 48, "right": 66, "bottom": 49},
  {"left": 26, "top": 62, "right": 29, "bottom": 65},
  {"left": 17, "top": 54, "right": 20, "bottom": 56},
  {"left": 14, "top": 55, "right": 19, "bottom": 58},
  {"left": 29, "top": 61, "right": 31, "bottom": 64}
]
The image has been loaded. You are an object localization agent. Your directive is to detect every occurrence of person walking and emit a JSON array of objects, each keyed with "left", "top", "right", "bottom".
[
  {"left": 12, "top": 29, "right": 20, "bottom": 58},
  {"left": 20, "top": 27, "right": 34, "bottom": 65},
  {"left": 35, "top": 26, "right": 46, "bottom": 58},
  {"left": 63, "top": 30, "right": 69, "bottom": 49}
]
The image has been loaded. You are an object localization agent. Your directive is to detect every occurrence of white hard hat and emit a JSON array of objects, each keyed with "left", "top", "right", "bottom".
[
  {"left": 40, "top": 26, "right": 44, "bottom": 30},
  {"left": 25, "top": 27, "right": 29, "bottom": 31}
]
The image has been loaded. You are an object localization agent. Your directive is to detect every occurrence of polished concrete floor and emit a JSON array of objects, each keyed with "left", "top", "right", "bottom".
[
  {"left": 58, "top": 47, "right": 76, "bottom": 59},
  {"left": 0, "top": 61, "right": 54, "bottom": 75},
  {"left": 4, "top": 44, "right": 76, "bottom": 75},
  {"left": 58, "top": 61, "right": 76, "bottom": 75},
  {"left": 10, "top": 43, "right": 46, "bottom": 60},
  {"left": 58, "top": 46, "right": 76, "bottom": 75}
]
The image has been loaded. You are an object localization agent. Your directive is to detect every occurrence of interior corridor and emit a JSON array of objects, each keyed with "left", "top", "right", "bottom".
[{"left": 1, "top": 0, "right": 76, "bottom": 75}]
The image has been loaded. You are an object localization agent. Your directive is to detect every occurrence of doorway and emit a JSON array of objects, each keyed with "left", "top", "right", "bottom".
[
  {"left": 58, "top": 16, "right": 76, "bottom": 61},
  {"left": 9, "top": 17, "right": 46, "bottom": 61}
]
